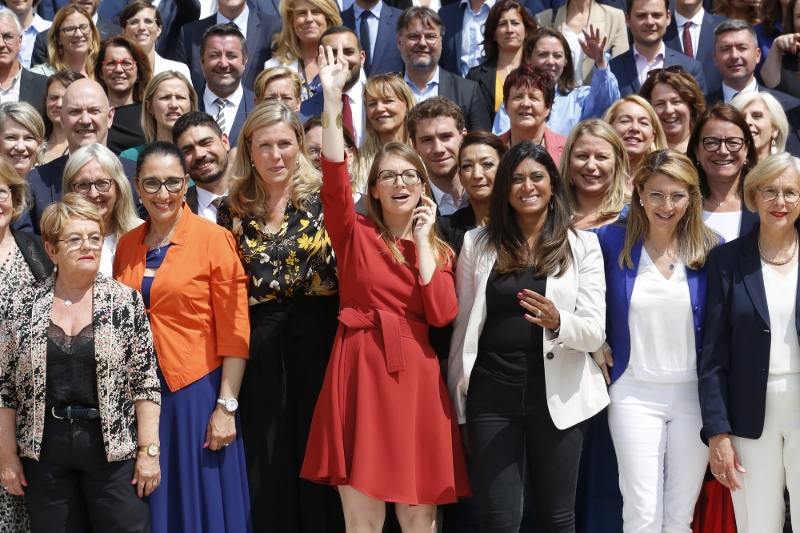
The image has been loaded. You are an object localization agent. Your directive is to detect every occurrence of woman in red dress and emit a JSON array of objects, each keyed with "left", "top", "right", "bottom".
[{"left": 300, "top": 44, "right": 471, "bottom": 531}]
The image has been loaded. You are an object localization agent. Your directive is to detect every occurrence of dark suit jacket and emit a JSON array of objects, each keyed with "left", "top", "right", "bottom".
[
  {"left": 341, "top": 5, "right": 405, "bottom": 77},
  {"left": 466, "top": 57, "right": 498, "bottom": 122},
  {"left": 32, "top": 19, "right": 121, "bottom": 68},
  {"left": 198, "top": 88, "right": 256, "bottom": 147},
  {"left": 185, "top": 185, "right": 200, "bottom": 215},
  {"left": 156, "top": 0, "right": 202, "bottom": 60},
  {"left": 26, "top": 154, "right": 138, "bottom": 234},
  {"left": 699, "top": 222, "right": 800, "bottom": 440},
  {"left": 610, "top": 45, "right": 708, "bottom": 96},
  {"left": 11, "top": 229, "right": 53, "bottom": 281},
  {"left": 705, "top": 83, "right": 800, "bottom": 111},
  {"left": 664, "top": 10, "right": 727, "bottom": 95},
  {"left": 176, "top": 11, "right": 281, "bottom": 94},
  {"left": 438, "top": 68, "right": 493, "bottom": 132},
  {"left": 20, "top": 69, "right": 47, "bottom": 111},
  {"left": 38, "top": 0, "right": 127, "bottom": 23}
]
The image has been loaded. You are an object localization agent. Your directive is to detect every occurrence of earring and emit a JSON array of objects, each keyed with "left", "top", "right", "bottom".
[
  {"left": 250, "top": 159, "right": 255, "bottom": 168},
  {"left": 639, "top": 198, "right": 644, "bottom": 206}
]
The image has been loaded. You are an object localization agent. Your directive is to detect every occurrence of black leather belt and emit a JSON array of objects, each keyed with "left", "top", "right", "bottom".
[{"left": 51, "top": 406, "right": 100, "bottom": 421}]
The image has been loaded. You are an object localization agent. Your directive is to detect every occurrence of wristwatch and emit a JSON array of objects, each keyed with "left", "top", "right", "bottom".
[
  {"left": 139, "top": 444, "right": 160, "bottom": 456},
  {"left": 218, "top": 398, "right": 239, "bottom": 413}
]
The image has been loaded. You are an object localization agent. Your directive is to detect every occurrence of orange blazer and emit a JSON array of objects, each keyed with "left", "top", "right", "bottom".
[{"left": 114, "top": 207, "right": 250, "bottom": 392}]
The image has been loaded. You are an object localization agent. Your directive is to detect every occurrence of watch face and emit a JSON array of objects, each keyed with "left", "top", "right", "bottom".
[
  {"left": 225, "top": 399, "right": 238, "bottom": 412},
  {"left": 148, "top": 444, "right": 159, "bottom": 456}
]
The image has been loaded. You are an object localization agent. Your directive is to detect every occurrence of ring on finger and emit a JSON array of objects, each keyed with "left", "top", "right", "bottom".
[
  {"left": 536, "top": 308, "right": 542, "bottom": 317},
  {"left": 719, "top": 473, "right": 727, "bottom": 480}
]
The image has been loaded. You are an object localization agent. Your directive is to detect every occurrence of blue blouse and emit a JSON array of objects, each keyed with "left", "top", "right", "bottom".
[{"left": 141, "top": 245, "right": 172, "bottom": 310}]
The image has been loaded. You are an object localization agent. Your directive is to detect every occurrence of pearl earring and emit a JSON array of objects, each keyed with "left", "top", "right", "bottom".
[{"left": 639, "top": 199, "right": 644, "bottom": 206}]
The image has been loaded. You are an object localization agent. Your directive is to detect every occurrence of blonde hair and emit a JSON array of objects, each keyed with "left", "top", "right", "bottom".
[
  {"left": 730, "top": 91, "right": 789, "bottom": 156},
  {"left": 364, "top": 142, "right": 453, "bottom": 268},
  {"left": 62, "top": 143, "right": 141, "bottom": 241},
  {"left": 361, "top": 74, "right": 417, "bottom": 175},
  {"left": 271, "top": 0, "right": 341, "bottom": 64},
  {"left": 40, "top": 193, "right": 104, "bottom": 250},
  {"left": 743, "top": 152, "right": 800, "bottom": 212},
  {"left": 227, "top": 101, "right": 320, "bottom": 220},
  {"left": 254, "top": 67, "right": 304, "bottom": 103},
  {"left": 141, "top": 71, "right": 198, "bottom": 143},
  {"left": 0, "top": 102, "right": 45, "bottom": 167},
  {"left": 0, "top": 154, "right": 28, "bottom": 221},
  {"left": 560, "top": 119, "right": 630, "bottom": 220},
  {"left": 603, "top": 95, "right": 668, "bottom": 163},
  {"left": 47, "top": 5, "right": 100, "bottom": 78},
  {"left": 620, "top": 150, "right": 719, "bottom": 270}
]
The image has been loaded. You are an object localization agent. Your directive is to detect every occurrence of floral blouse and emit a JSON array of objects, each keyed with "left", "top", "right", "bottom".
[
  {"left": 0, "top": 244, "right": 35, "bottom": 318},
  {"left": 218, "top": 195, "right": 338, "bottom": 305}
]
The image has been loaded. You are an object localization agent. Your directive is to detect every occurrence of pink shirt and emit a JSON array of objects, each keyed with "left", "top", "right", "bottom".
[{"left": 633, "top": 43, "right": 666, "bottom": 87}]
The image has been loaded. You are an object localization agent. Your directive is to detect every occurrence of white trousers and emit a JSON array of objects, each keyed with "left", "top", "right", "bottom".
[
  {"left": 729, "top": 373, "right": 800, "bottom": 533},
  {"left": 608, "top": 369, "right": 708, "bottom": 533}
]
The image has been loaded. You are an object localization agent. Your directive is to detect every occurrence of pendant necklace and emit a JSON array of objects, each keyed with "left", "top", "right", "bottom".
[
  {"left": 56, "top": 284, "right": 86, "bottom": 307},
  {"left": 647, "top": 238, "right": 679, "bottom": 270},
  {"left": 709, "top": 194, "right": 739, "bottom": 208},
  {"left": 152, "top": 211, "right": 182, "bottom": 255}
]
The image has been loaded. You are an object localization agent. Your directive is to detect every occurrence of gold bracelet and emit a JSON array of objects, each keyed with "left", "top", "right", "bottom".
[{"left": 320, "top": 112, "right": 344, "bottom": 130}]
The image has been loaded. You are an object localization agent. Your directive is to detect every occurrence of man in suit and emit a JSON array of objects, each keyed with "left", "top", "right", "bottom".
[
  {"left": 25, "top": 78, "right": 139, "bottom": 234},
  {"left": 31, "top": 0, "right": 120, "bottom": 66},
  {"left": 340, "top": 0, "right": 404, "bottom": 77},
  {"left": 663, "top": 0, "right": 726, "bottom": 94},
  {"left": 438, "top": 0, "right": 496, "bottom": 77},
  {"left": 176, "top": 0, "right": 281, "bottom": 94},
  {"left": 1, "top": 0, "right": 51, "bottom": 68},
  {"left": 705, "top": 19, "right": 800, "bottom": 110},
  {"left": 173, "top": 111, "right": 231, "bottom": 222},
  {"left": 300, "top": 27, "right": 367, "bottom": 146},
  {"left": 610, "top": 0, "right": 707, "bottom": 96},
  {"left": 397, "top": 7, "right": 492, "bottom": 131},
  {"left": 0, "top": 10, "right": 47, "bottom": 108},
  {"left": 153, "top": 0, "right": 201, "bottom": 60}
]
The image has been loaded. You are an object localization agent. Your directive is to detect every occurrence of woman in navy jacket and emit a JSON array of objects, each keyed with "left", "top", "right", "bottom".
[
  {"left": 699, "top": 152, "right": 800, "bottom": 532},
  {"left": 597, "top": 150, "right": 720, "bottom": 532}
]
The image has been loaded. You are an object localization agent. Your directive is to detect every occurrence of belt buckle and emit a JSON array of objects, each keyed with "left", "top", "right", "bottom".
[{"left": 51, "top": 407, "right": 64, "bottom": 419}]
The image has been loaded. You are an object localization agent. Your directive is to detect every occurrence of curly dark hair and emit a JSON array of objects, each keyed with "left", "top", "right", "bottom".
[
  {"left": 482, "top": 0, "right": 537, "bottom": 61},
  {"left": 503, "top": 64, "right": 555, "bottom": 109}
]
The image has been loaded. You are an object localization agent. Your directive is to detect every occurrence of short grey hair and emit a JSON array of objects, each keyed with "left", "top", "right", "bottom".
[
  {"left": 731, "top": 92, "right": 789, "bottom": 154},
  {"left": 0, "top": 9, "right": 23, "bottom": 36},
  {"left": 714, "top": 19, "right": 758, "bottom": 47},
  {"left": 743, "top": 152, "right": 800, "bottom": 212},
  {"left": 396, "top": 6, "right": 445, "bottom": 37}
]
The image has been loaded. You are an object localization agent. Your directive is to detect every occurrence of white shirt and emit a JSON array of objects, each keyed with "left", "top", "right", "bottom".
[
  {"left": 562, "top": 26, "right": 585, "bottom": 87},
  {"left": 628, "top": 250, "right": 697, "bottom": 382},
  {"left": 722, "top": 77, "right": 758, "bottom": 104},
  {"left": 20, "top": 14, "right": 51, "bottom": 69},
  {"left": 404, "top": 67, "right": 440, "bottom": 102},
  {"left": 195, "top": 186, "right": 227, "bottom": 223},
  {"left": 353, "top": 1, "right": 382, "bottom": 60},
  {"left": 762, "top": 262, "right": 800, "bottom": 375},
  {"left": 674, "top": 9, "right": 704, "bottom": 57},
  {"left": 460, "top": 0, "right": 496, "bottom": 77},
  {"left": 203, "top": 84, "right": 244, "bottom": 137},
  {"left": 216, "top": 5, "right": 249, "bottom": 38},
  {"left": 344, "top": 79, "right": 366, "bottom": 147},
  {"left": 0, "top": 63, "right": 22, "bottom": 104},
  {"left": 100, "top": 234, "right": 117, "bottom": 278},
  {"left": 153, "top": 53, "right": 192, "bottom": 81},
  {"left": 702, "top": 210, "right": 742, "bottom": 243},
  {"left": 428, "top": 179, "right": 470, "bottom": 215},
  {"left": 413, "top": 0, "right": 442, "bottom": 10},
  {"left": 633, "top": 42, "right": 666, "bottom": 87}
]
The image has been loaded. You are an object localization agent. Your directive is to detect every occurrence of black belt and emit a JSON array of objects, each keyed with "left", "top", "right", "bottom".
[{"left": 51, "top": 406, "right": 100, "bottom": 421}]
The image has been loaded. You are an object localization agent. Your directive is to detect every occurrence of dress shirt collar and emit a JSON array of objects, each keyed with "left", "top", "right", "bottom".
[
  {"left": 0, "top": 62, "right": 23, "bottom": 92},
  {"left": 404, "top": 66, "right": 440, "bottom": 91},
  {"left": 345, "top": 77, "right": 365, "bottom": 106},
  {"left": 722, "top": 77, "right": 758, "bottom": 103},
  {"left": 674, "top": 8, "right": 704, "bottom": 28},
  {"left": 195, "top": 184, "right": 226, "bottom": 209},
  {"left": 30, "top": 13, "right": 52, "bottom": 31},
  {"left": 203, "top": 83, "right": 244, "bottom": 110},
  {"left": 92, "top": 13, "right": 98, "bottom": 25},
  {"left": 459, "top": 0, "right": 495, "bottom": 14},
  {"left": 427, "top": 178, "right": 470, "bottom": 214},
  {"left": 217, "top": 5, "right": 249, "bottom": 34},
  {"left": 353, "top": 0, "right": 383, "bottom": 20},
  {"left": 633, "top": 41, "right": 666, "bottom": 64}
]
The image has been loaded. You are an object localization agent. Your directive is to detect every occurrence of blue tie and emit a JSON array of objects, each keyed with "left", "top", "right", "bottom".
[{"left": 360, "top": 11, "right": 372, "bottom": 73}]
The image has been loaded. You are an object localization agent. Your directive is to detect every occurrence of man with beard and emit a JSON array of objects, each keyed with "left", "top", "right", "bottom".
[
  {"left": 300, "top": 26, "right": 367, "bottom": 146},
  {"left": 397, "top": 7, "right": 491, "bottom": 132},
  {"left": 173, "top": 111, "right": 232, "bottom": 222},
  {"left": 198, "top": 23, "right": 255, "bottom": 147}
]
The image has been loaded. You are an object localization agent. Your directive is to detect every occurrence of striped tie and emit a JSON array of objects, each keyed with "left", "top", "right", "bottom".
[{"left": 213, "top": 98, "right": 228, "bottom": 132}]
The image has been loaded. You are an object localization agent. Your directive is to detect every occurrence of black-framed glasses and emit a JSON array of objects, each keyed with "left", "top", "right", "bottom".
[
  {"left": 647, "top": 65, "right": 685, "bottom": 78},
  {"left": 644, "top": 191, "right": 690, "bottom": 207},
  {"left": 137, "top": 177, "right": 186, "bottom": 194},
  {"left": 59, "top": 23, "right": 91, "bottom": 37},
  {"left": 759, "top": 187, "right": 800, "bottom": 203},
  {"left": 71, "top": 179, "right": 113, "bottom": 195},
  {"left": 700, "top": 137, "right": 747, "bottom": 152},
  {"left": 103, "top": 57, "right": 136, "bottom": 71},
  {"left": 126, "top": 17, "right": 158, "bottom": 28},
  {"left": 376, "top": 169, "right": 422, "bottom": 186},
  {"left": 57, "top": 235, "right": 103, "bottom": 250},
  {"left": 0, "top": 188, "right": 9, "bottom": 202}
]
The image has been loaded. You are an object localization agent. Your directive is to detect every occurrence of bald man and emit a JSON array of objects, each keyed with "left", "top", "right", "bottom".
[{"left": 24, "top": 79, "right": 141, "bottom": 234}]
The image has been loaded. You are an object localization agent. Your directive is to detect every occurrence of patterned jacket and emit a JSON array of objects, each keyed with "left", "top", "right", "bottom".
[{"left": 0, "top": 273, "right": 160, "bottom": 462}]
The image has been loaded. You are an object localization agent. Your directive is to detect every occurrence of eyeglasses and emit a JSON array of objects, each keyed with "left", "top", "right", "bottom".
[
  {"left": 759, "top": 186, "right": 800, "bottom": 203},
  {"left": 137, "top": 177, "right": 186, "bottom": 194},
  {"left": 647, "top": 65, "right": 685, "bottom": 78},
  {"left": 403, "top": 33, "right": 440, "bottom": 44},
  {"left": 71, "top": 179, "right": 113, "bottom": 195},
  {"left": 0, "top": 32, "right": 19, "bottom": 45},
  {"left": 0, "top": 188, "right": 10, "bottom": 202},
  {"left": 644, "top": 191, "right": 690, "bottom": 207},
  {"left": 102, "top": 58, "right": 136, "bottom": 71},
  {"left": 376, "top": 169, "right": 422, "bottom": 186},
  {"left": 59, "top": 23, "right": 91, "bottom": 37},
  {"left": 126, "top": 17, "right": 158, "bottom": 28},
  {"left": 57, "top": 235, "right": 103, "bottom": 250},
  {"left": 700, "top": 137, "right": 747, "bottom": 152}
]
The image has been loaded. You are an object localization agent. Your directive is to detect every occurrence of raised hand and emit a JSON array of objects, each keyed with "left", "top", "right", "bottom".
[
  {"left": 317, "top": 43, "right": 350, "bottom": 99},
  {"left": 773, "top": 33, "right": 800, "bottom": 55},
  {"left": 580, "top": 24, "right": 609, "bottom": 69},
  {"left": 412, "top": 195, "right": 437, "bottom": 245}
]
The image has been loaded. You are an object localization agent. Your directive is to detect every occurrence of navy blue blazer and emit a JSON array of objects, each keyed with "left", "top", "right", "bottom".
[
  {"left": 26, "top": 154, "right": 139, "bottom": 235},
  {"left": 175, "top": 12, "right": 282, "bottom": 94},
  {"left": 198, "top": 88, "right": 256, "bottom": 147},
  {"left": 341, "top": 5, "right": 405, "bottom": 77},
  {"left": 664, "top": 10, "right": 727, "bottom": 96},
  {"left": 699, "top": 222, "right": 800, "bottom": 441},
  {"left": 705, "top": 83, "right": 800, "bottom": 111},
  {"left": 155, "top": 0, "right": 202, "bottom": 60},
  {"left": 610, "top": 46, "right": 708, "bottom": 97},
  {"left": 597, "top": 223, "right": 711, "bottom": 384}
]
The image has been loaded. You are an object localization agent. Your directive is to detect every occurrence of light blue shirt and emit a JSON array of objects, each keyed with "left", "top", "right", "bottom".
[
  {"left": 404, "top": 67, "right": 440, "bottom": 102},
  {"left": 20, "top": 14, "right": 51, "bottom": 69},
  {"left": 493, "top": 65, "right": 620, "bottom": 137},
  {"left": 353, "top": 1, "right": 382, "bottom": 60},
  {"left": 216, "top": 5, "right": 249, "bottom": 38},
  {"left": 460, "top": 0, "right": 496, "bottom": 77}
]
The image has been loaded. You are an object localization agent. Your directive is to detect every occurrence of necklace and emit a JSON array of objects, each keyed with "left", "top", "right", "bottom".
[
  {"left": 758, "top": 228, "right": 799, "bottom": 265},
  {"left": 55, "top": 283, "right": 89, "bottom": 307},
  {"left": 151, "top": 211, "right": 182, "bottom": 255},
  {"left": 647, "top": 238, "right": 679, "bottom": 270},
  {"left": 0, "top": 245, "right": 12, "bottom": 270},
  {"left": 707, "top": 194, "right": 739, "bottom": 208}
]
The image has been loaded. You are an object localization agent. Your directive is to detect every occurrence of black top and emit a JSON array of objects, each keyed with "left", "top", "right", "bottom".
[
  {"left": 106, "top": 102, "right": 146, "bottom": 155},
  {"left": 45, "top": 322, "right": 99, "bottom": 409},
  {"left": 775, "top": 53, "right": 800, "bottom": 100},
  {"left": 475, "top": 264, "right": 546, "bottom": 382}
]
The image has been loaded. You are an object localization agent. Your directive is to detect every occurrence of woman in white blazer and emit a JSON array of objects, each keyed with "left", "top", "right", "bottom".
[{"left": 447, "top": 141, "right": 609, "bottom": 533}]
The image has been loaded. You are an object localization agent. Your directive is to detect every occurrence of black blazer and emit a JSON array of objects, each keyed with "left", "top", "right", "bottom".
[
  {"left": 31, "top": 19, "right": 121, "bottom": 68},
  {"left": 466, "top": 58, "right": 498, "bottom": 123},
  {"left": 705, "top": 83, "right": 800, "bottom": 110},
  {"left": 699, "top": 222, "right": 800, "bottom": 441},
  {"left": 438, "top": 68, "right": 493, "bottom": 132},
  {"left": 155, "top": 0, "right": 202, "bottom": 60},
  {"left": 185, "top": 185, "right": 200, "bottom": 215},
  {"left": 610, "top": 45, "right": 708, "bottom": 96},
  {"left": 198, "top": 88, "right": 256, "bottom": 147},
  {"left": 20, "top": 69, "right": 47, "bottom": 111},
  {"left": 26, "top": 154, "right": 139, "bottom": 235},
  {"left": 663, "top": 10, "right": 727, "bottom": 95},
  {"left": 11, "top": 229, "right": 53, "bottom": 282},
  {"left": 340, "top": 5, "right": 405, "bottom": 77},
  {"left": 175, "top": 12, "right": 282, "bottom": 94},
  {"left": 437, "top": 204, "right": 477, "bottom": 257}
]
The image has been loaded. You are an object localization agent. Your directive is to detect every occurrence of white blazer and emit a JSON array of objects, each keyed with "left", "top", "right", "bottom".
[{"left": 447, "top": 227, "right": 610, "bottom": 429}]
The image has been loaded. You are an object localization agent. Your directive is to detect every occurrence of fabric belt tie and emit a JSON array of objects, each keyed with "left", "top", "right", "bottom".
[
  {"left": 51, "top": 406, "right": 100, "bottom": 421},
  {"left": 337, "top": 308, "right": 429, "bottom": 374}
]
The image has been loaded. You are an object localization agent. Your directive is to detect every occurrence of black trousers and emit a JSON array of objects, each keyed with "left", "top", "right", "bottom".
[
  {"left": 466, "top": 367, "right": 587, "bottom": 533},
  {"left": 241, "top": 295, "right": 345, "bottom": 533},
  {"left": 21, "top": 414, "right": 150, "bottom": 533}
]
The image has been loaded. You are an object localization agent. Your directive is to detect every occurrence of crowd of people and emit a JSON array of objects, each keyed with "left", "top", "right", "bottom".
[{"left": 0, "top": 0, "right": 797, "bottom": 531}]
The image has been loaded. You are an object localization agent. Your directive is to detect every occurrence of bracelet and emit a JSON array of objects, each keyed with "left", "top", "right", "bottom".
[{"left": 321, "top": 111, "right": 343, "bottom": 130}]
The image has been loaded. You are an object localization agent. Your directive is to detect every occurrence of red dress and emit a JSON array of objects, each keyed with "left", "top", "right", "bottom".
[{"left": 300, "top": 158, "right": 471, "bottom": 505}]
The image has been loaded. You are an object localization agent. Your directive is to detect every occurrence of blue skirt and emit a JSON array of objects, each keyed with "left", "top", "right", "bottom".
[{"left": 149, "top": 366, "right": 252, "bottom": 533}]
